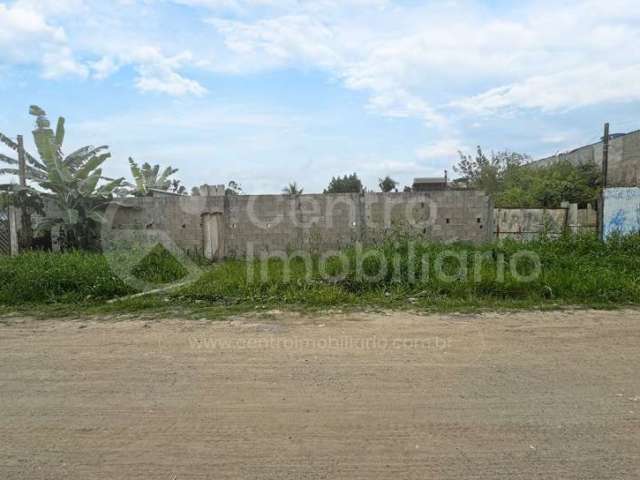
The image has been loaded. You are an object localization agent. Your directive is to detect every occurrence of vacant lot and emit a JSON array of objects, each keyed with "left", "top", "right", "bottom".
[{"left": 1, "top": 309, "right": 639, "bottom": 479}]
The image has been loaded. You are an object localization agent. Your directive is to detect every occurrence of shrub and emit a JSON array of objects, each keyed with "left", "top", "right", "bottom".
[
  {"left": 130, "top": 244, "right": 189, "bottom": 285},
  {"left": 0, "top": 251, "right": 133, "bottom": 304}
]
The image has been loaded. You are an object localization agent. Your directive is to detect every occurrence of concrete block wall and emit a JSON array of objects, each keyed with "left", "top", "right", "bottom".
[
  {"left": 107, "top": 195, "right": 224, "bottom": 256},
  {"left": 618, "top": 133, "right": 640, "bottom": 187},
  {"left": 223, "top": 191, "right": 492, "bottom": 257},
  {"left": 533, "top": 129, "right": 640, "bottom": 187},
  {"left": 48, "top": 189, "right": 492, "bottom": 258},
  {"left": 494, "top": 205, "right": 597, "bottom": 240},
  {"left": 363, "top": 191, "right": 491, "bottom": 244}
]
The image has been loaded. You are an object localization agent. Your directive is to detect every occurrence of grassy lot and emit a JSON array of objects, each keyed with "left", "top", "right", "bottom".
[{"left": 1, "top": 234, "right": 639, "bottom": 316}]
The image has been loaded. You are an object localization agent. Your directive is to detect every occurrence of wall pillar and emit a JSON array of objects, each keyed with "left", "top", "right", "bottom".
[{"left": 8, "top": 206, "right": 18, "bottom": 256}]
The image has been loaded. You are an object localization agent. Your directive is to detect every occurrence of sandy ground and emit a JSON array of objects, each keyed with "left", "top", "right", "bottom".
[{"left": 1, "top": 309, "right": 639, "bottom": 479}]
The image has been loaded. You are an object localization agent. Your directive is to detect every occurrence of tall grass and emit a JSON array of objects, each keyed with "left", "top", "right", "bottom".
[
  {"left": 177, "top": 233, "right": 640, "bottom": 307},
  {"left": 1, "top": 234, "right": 639, "bottom": 308},
  {"left": 0, "top": 251, "right": 133, "bottom": 304}
]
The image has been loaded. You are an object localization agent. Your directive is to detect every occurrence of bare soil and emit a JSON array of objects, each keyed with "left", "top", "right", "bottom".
[{"left": 1, "top": 309, "right": 639, "bottom": 479}]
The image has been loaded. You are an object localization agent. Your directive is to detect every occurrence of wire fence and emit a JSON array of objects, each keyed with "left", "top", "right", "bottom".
[{"left": 0, "top": 208, "right": 11, "bottom": 255}]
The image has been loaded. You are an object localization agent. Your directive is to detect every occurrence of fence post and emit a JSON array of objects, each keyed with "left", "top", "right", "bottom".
[
  {"left": 8, "top": 206, "right": 18, "bottom": 256},
  {"left": 16, "top": 135, "right": 34, "bottom": 250},
  {"left": 598, "top": 193, "right": 605, "bottom": 241},
  {"left": 568, "top": 203, "right": 579, "bottom": 234},
  {"left": 599, "top": 123, "right": 610, "bottom": 241}
]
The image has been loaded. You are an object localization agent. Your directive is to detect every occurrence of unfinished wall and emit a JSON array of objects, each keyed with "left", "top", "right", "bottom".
[
  {"left": 106, "top": 195, "right": 224, "bottom": 257},
  {"left": 363, "top": 190, "right": 491, "bottom": 244},
  {"left": 532, "top": 130, "right": 640, "bottom": 187},
  {"left": 603, "top": 187, "right": 640, "bottom": 238},
  {"left": 494, "top": 205, "right": 597, "bottom": 241},
  {"left": 101, "top": 190, "right": 492, "bottom": 258}
]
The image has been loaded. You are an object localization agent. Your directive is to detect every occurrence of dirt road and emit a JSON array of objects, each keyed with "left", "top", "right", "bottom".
[{"left": 1, "top": 309, "right": 639, "bottom": 479}]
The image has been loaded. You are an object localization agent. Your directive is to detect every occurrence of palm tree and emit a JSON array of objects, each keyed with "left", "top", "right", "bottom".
[
  {"left": 125, "top": 158, "right": 185, "bottom": 196},
  {"left": 282, "top": 182, "right": 303, "bottom": 195}
]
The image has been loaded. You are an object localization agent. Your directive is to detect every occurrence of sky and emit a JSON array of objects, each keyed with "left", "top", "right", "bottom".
[{"left": 1, "top": 0, "right": 639, "bottom": 193}]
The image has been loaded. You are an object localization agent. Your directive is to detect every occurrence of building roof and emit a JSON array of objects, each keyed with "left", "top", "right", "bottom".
[{"left": 413, "top": 177, "right": 447, "bottom": 184}]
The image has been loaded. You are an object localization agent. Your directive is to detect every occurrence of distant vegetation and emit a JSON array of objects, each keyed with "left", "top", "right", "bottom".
[
  {"left": 378, "top": 176, "right": 398, "bottom": 193},
  {"left": 125, "top": 157, "right": 185, "bottom": 196},
  {"left": 324, "top": 173, "right": 364, "bottom": 194},
  {"left": 225, "top": 180, "right": 243, "bottom": 195},
  {"left": 282, "top": 182, "right": 304, "bottom": 195},
  {"left": 454, "top": 147, "right": 601, "bottom": 208}
]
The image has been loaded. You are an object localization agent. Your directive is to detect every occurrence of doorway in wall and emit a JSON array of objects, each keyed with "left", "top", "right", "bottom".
[{"left": 202, "top": 212, "right": 224, "bottom": 260}]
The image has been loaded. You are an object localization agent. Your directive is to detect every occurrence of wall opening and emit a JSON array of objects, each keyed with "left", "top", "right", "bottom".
[{"left": 202, "top": 212, "right": 224, "bottom": 260}]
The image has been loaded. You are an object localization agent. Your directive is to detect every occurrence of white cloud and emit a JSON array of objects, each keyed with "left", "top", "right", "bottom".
[
  {"left": 0, "top": 0, "right": 209, "bottom": 94},
  {"left": 90, "top": 56, "right": 119, "bottom": 80},
  {"left": 209, "top": 15, "right": 341, "bottom": 71},
  {"left": 15, "top": 0, "right": 85, "bottom": 15},
  {"left": 41, "top": 46, "right": 89, "bottom": 78},
  {"left": 453, "top": 64, "right": 640, "bottom": 114},
  {"left": 4, "top": 0, "right": 640, "bottom": 114},
  {"left": 0, "top": 3, "right": 66, "bottom": 55},
  {"left": 125, "top": 47, "right": 207, "bottom": 96},
  {"left": 0, "top": 2, "right": 91, "bottom": 80},
  {"left": 416, "top": 139, "right": 466, "bottom": 161},
  {"left": 135, "top": 64, "right": 207, "bottom": 96},
  {"left": 193, "top": 0, "right": 640, "bottom": 125}
]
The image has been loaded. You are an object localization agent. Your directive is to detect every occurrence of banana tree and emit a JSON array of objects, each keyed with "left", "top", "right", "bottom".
[
  {"left": 0, "top": 106, "right": 112, "bottom": 183},
  {"left": 32, "top": 107, "right": 125, "bottom": 248},
  {"left": 1, "top": 106, "right": 125, "bottom": 249},
  {"left": 125, "top": 157, "right": 185, "bottom": 196}
]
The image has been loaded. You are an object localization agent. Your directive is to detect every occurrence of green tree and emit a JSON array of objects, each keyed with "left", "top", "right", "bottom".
[
  {"left": 282, "top": 182, "right": 303, "bottom": 195},
  {"left": 324, "top": 173, "right": 364, "bottom": 194},
  {"left": 125, "top": 158, "right": 185, "bottom": 196},
  {"left": 453, "top": 147, "right": 529, "bottom": 195},
  {"left": 497, "top": 160, "right": 601, "bottom": 208},
  {"left": 454, "top": 146, "right": 601, "bottom": 208},
  {"left": 225, "top": 180, "right": 243, "bottom": 195},
  {"left": 1, "top": 106, "right": 125, "bottom": 249},
  {"left": 378, "top": 176, "right": 398, "bottom": 193},
  {"left": 1, "top": 107, "right": 113, "bottom": 183}
]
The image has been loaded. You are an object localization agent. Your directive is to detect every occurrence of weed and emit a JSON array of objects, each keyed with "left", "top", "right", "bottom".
[{"left": 1, "top": 233, "right": 639, "bottom": 312}]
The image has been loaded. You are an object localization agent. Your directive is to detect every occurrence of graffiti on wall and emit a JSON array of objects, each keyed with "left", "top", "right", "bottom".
[{"left": 603, "top": 188, "right": 640, "bottom": 238}]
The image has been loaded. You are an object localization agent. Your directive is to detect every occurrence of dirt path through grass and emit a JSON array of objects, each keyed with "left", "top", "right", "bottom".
[{"left": 1, "top": 309, "right": 639, "bottom": 479}]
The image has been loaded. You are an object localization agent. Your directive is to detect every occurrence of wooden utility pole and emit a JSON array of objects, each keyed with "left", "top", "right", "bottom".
[
  {"left": 602, "top": 123, "right": 610, "bottom": 188},
  {"left": 16, "top": 135, "right": 33, "bottom": 250},
  {"left": 598, "top": 123, "right": 610, "bottom": 240},
  {"left": 17, "top": 135, "right": 26, "bottom": 187}
]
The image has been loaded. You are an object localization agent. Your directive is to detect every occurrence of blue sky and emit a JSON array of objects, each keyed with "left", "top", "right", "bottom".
[{"left": 1, "top": 0, "right": 639, "bottom": 193}]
